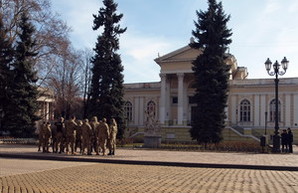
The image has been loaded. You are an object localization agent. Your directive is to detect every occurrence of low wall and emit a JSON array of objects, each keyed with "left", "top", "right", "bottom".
[
  {"left": 125, "top": 126, "right": 298, "bottom": 144},
  {"left": 0, "top": 138, "right": 37, "bottom": 144}
]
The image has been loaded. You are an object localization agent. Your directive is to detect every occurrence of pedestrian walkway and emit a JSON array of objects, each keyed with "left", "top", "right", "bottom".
[
  {"left": 1, "top": 159, "right": 298, "bottom": 193},
  {"left": 1, "top": 158, "right": 297, "bottom": 193},
  {"left": 0, "top": 144, "right": 297, "bottom": 171},
  {"left": 1, "top": 144, "right": 298, "bottom": 193}
]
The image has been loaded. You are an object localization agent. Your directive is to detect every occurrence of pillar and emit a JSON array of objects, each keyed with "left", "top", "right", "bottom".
[
  {"left": 285, "top": 94, "right": 291, "bottom": 127},
  {"left": 254, "top": 95, "right": 260, "bottom": 126},
  {"left": 177, "top": 73, "right": 184, "bottom": 125},
  {"left": 294, "top": 94, "right": 298, "bottom": 126},
  {"left": 159, "top": 73, "right": 166, "bottom": 125},
  {"left": 46, "top": 102, "right": 50, "bottom": 121}
]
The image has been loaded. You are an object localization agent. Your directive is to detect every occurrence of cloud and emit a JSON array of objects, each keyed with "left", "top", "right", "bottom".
[
  {"left": 120, "top": 32, "right": 181, "bottom": 83},
  {"left": 52, "top": 0, "right": 100, "bottom": 49},
  {"left": 228, "top": 0, "right": 298, "bottom": 79},
  {"left": 288, "top": 1, "right": 298, "bottom": 13},
  {"left": 264, "top": 0, "right": 280, "bottom": 14},
  {"left": 52, "top": 0, "right": 298, "bottom": 82},
  {"left": 121, "top": 33, "right": 173, "bottom": 60}
]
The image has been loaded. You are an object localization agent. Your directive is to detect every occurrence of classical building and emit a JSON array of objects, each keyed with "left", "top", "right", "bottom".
[
  {"left": 35, "top": 87, "right": 55, "bottom": 134},
  {"left": 0, "top": 87, "right": 55, "bottom": 135},
  {"left": 123, "top": 43, "right": 298, "bottom": 143},
  {"left": 36, "top": 87, "right": 55, "bottom": 122}
]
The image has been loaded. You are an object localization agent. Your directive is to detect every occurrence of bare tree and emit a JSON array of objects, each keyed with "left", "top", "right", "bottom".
[
  {"left": 80, "top": 48, "right": 93, "bottom": 118},
  {"left": 46, "top": 46, "right": 84, "bottom": 119},
  {"left": 0, "top": 0, "right": 91, "bottom": 120},
  {"left": 0, "top": 0, "right": 71, "bottom": 87}
]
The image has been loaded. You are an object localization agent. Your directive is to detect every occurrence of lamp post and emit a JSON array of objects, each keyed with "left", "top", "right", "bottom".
[{"left": 264, "top": 57, "right": 289, "bottom": 153}]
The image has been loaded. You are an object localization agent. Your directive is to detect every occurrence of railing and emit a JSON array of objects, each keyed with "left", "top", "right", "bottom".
[
  {"left": 232, "top": 126, "right": 244, "bottom": 134},
  {"left": 252, "top": 130, "right": 263, "bottom": 139},
  {"left": 124, "top": 141, "right": 262, "bottom": 153}
]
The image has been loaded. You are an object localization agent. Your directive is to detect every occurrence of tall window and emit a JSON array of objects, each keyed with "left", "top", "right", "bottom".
[
  {"left": 124, "top": 101, "right": 133, "bottom": 122},
  {"left": 240, "top": 99, "right": 251, "bottom": 122},
  {"left": 270, "top": 99, "right": 281, "bottom": 122}
]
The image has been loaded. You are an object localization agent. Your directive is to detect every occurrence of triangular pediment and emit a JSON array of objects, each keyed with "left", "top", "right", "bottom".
[
  {"left": 154, "top": 45, "right": 202, "bottom": 65},
  {"left": 154, "top": 44, "right": 239, "bottom": 77}
]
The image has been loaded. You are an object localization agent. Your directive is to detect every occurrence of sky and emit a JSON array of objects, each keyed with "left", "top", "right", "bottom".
[{"left": 51, "top": 0, "right": 298, "bottom": 83}]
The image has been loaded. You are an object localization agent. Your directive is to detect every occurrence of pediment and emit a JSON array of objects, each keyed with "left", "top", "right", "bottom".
[
  {"left": 154, "top": 45, "right": 202, "bottom": 65},
  {"left": 155, "top": 44, "right": 239, "bottom": 77}
]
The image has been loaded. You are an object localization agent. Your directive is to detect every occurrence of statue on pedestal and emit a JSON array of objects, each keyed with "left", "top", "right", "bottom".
[
  {"left": 144, "top": 110, "right": 160, "bottom": 136},
  {"left": 144, "top": 109, "right": 161, "bottom": 148}
]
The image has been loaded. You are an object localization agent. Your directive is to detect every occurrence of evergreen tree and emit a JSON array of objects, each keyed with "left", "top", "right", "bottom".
[
  {"left": 89, "top": 0, "right": 126, "bottom": 138},
  {"left": 0, "top": 13, "right": 14, "bottom": 132},
  {"left": 3, "top": 12, "right": 39, "bottom": 137},
  {"left": 189, "top": 0, "right": 232, "bottom": 146}
]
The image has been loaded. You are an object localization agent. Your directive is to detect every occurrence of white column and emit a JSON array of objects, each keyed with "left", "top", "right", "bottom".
[
  {"left": 225, "top": 107, "right": 228, "bottom": 121},
  {"left": 134, "top": 97, "right": 139, "bottom": 125},
  {"left": 285, "top": 94, "right": 291, "bottom": 127},
  {"left": 230, "top": 95, "right": 237, "bottom": 125},
  {"left": 159, "top": 73, "right": 166, "bottom": 125},
  {"left": 254, "top": 95, "right": 260, "bottom": 126},
  {"left": 183, "top": 83, "right": 188, "bottom": 125},
  {"left": 165, "top": 79, "right": 171, "bottom": 123},
  {"left": 260, "top": 95, "right": 266, "bottom": 127},
  {"left": 294, "top": 94, "right": 298, "bottom": 127},
  {"left": 177, "top": 73, "right": 184, "bottom": 125},
  {"left": 46, "top": 102, "right": 50, "bottom": 121},
  {"left": 139, "top": 97, "right": 144, "bottom": 126}
]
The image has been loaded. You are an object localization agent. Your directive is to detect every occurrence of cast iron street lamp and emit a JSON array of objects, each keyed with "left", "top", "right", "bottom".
[{"left": 264, "top": 57, "right": 289, "bottom": 153}]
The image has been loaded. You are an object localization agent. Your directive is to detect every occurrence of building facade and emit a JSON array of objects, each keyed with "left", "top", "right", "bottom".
[
  {"left": 36, "top": 87, "right": 55, "bottom": 122},
  {"left": 0, "top": 87, "right": 55, "bottom": 135},
  {"left": 123, "top": 44, "right": 298, "bottom": 143}
]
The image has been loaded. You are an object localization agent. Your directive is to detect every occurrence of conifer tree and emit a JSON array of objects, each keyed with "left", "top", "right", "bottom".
[
  {"left": 0, "top": 13, "right": 14, "bottom": 132},
  {"left": 3, "top": 12, "right": 39, "bottom": 137},
  {"left": 189, "top": 0, "right": 232, "bottom": 146},
  {"left": 89, "top": 0, "right": 126, "bottom": 138}
]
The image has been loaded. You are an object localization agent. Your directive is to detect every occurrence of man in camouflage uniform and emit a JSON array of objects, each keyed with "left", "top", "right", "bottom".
[
  {"left": 90, "top": 116, "right": 100, "bottom": 155},
  {"left": 81, "top": 119, "right": 92, "bottom": 155},
  {"left": 37, "top": 121, "right": 45, "bottom": 152},
  {"left": 75, "top": 120, "right": 83, "bottom": 153},
  {"left": 51, "top": 121, "right": 57, "bottom": 153},
  {"left": 108, "top": 118, "right": 118, "bottom": 155},
  {"left": 54, "top": 117, "right": 65, "bottom": 154},
  {"left": 65, "top": 116, "right": 78, "bottom": 155},
  {"left": 42, "top": 122, "right": 52, "bottom": 153},
  {"left": 98, "top": 118, "right": 110, "bottom": 156}
]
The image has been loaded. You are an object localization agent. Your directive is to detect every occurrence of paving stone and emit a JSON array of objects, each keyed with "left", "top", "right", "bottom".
[
  {"left": 0, "top": 161, "right": 298, "bottom": 193},
  {"left": 0, "top": 144, "right": 298, "bottom": 192},
  {"left": 0, "top": 144, "right": 297, "bottom": 168}
]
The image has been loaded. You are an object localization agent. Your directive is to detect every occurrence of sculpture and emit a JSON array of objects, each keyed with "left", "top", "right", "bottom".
[{"left": 144, "top": 110, "right": 160, "bottom": 136}]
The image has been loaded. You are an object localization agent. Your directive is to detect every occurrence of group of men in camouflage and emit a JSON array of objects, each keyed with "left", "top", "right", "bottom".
[{"left": 38, "top": 116, "right": 118, "bottom": 156}]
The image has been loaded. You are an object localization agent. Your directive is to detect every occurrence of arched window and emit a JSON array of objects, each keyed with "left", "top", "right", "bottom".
[
  {"left": 270, "top": 99, "right": 281, "bottom": 122},
  {"left": 240, "top": 99, "right": 251, "bottom": 122},
  {"left": 146, "top": 100, "right": 156, "bottom": 121},
  {"left": 124, "top": 101, "right": 133, "bottom": 122}
]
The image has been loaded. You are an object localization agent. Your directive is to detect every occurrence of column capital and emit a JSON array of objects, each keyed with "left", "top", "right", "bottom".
[
  {"left": 177, "top": 73, "right": 184, "bottom": 78},
  {"left": 159, "top": 73, "right": 166, "bottom": 78},
  {"left": 159, "top": 73, "right": 167, "bottom": 80}
]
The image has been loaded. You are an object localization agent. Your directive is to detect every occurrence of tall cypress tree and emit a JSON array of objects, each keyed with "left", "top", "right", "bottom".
[
  {"left": 189, "top": 0, "right": 232, "bottom": 146},
  {"left": 89, "top": 0, "right": 126, "bottom": 138},
  {"left": 4, "top": 12, "right": 39, "bottom": 137},
  {"left": 0, "top": 13, "right": 14, "bottom": 132}
]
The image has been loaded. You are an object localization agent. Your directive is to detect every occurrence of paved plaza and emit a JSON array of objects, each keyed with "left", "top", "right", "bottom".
[{"left": 0, "top": 144, "right": 298, "bottom": 192}]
